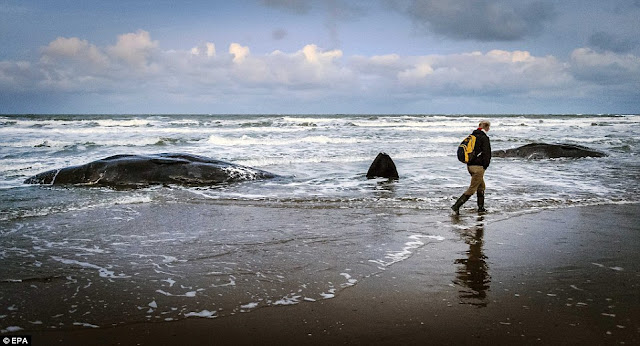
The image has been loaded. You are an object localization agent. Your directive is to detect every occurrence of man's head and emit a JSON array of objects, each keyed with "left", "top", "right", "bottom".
[{"left": 479, "top": 120, "right": 491, "bottom": 131}]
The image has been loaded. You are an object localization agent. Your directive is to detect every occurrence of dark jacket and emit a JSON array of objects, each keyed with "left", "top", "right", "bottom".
[{"left": 468, "top": 129, "right": 491, "bottom": 169}]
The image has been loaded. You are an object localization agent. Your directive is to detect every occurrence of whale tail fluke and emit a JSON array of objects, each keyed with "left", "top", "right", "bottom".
[{"left": 366, "top": 153, "right": 399, "bottom": 179}]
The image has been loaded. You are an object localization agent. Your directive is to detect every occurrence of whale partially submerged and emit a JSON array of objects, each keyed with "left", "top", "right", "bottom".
[
  {"left": 24, "top": 153, "right": 279, "bottom": 187},
  {"left": 367, "top": 153, "right": 399, "bottom": 179},
  {"left": 492, "top": 143, "right": 607, "bottom": 159}
]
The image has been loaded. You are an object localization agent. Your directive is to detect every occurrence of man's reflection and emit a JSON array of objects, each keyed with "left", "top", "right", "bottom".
[{"left": 453, "top": 216, "right": 490, "bottom": 307}]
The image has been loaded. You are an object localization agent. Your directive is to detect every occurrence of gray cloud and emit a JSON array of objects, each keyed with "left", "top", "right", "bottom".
[
  {"left": 588, "top": 31, "right": 637, "bottom": 54},
  {"left": 272, "top": 28, "right": 288, "bottom": 40},
  {"left": 260, "top": 0, "right": 366, "bottom": 49},
  {"left": 324, "top": 0, "right": 367, "bottom": 49},
  {"left": 261, "top": 0, "right": 312, "bottom": 14},
  {"left": 570, "top": 48, "right": 640, "bottom": 86},
  {"left": 394, "top": 0, "right": 555, "bottom": 41}
]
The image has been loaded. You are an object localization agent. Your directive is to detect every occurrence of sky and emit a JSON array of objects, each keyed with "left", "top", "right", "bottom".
[{"left": 1, "top": 0, "right": 639, "bottom": 114}]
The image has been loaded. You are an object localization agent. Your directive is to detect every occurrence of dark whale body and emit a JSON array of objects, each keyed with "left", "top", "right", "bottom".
[
  {"left": 492, "top": 143, "right": 607, "bottom": 159},
  {"left": 367, "top": 153, "right": 399, "bottom": 179},
  {"left": 24, "top": 153, "right": 279, "bottom": 187}
]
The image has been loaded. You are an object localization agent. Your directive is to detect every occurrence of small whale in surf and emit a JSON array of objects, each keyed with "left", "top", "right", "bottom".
[{"left": 366, "top": 153, "right": 399, "bottom": 179}]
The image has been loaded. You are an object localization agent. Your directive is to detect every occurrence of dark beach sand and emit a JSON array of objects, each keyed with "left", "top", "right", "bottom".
[{"left": 24, "top": 204, "right": 640, "bottom": 345}]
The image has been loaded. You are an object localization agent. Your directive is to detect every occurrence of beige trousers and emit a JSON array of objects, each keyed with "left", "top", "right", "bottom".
[{"left": 464, "top": 166, "right": 486, "bottom": 196}]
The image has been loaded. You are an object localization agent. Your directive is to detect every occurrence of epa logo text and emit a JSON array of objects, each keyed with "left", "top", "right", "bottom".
[{"left": 2, "top": 336, "right": 31, "bottom": 345}]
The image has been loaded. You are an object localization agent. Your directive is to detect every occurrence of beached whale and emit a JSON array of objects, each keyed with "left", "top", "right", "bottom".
[
  {"left": 492, "top": 143, "right": 607, "bottom": 159},
  {"left": 24, "top": 153, "right": 279, "bottom": 187},
  {"left": 367, "top": 152, "right": 399, "bottom": 179}
]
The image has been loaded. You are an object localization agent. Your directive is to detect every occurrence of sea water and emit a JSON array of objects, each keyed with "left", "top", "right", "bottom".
[
  {"left": 2, "top": 114, "right": 638, "bottom": 212},
  {"left": 0, "top": 114, "right": 639, "bottom": 331}
]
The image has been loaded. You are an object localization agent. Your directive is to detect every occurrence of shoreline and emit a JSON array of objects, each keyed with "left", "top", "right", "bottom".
[{"left": 18, "top": 203, "right": 639, "bottom": 345}]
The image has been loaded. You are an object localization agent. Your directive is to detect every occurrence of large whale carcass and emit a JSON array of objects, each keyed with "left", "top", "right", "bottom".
[
  {"left": 492, "top": 143, "right": 607, "bottom": 159},
  {"left": 24, "top": 153, "right": 279, "bottom": 187}
]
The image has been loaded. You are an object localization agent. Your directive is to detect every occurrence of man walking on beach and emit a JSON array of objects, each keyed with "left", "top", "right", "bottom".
[{"left": 452, "top": 120, "right": 492, "bottom": 215}]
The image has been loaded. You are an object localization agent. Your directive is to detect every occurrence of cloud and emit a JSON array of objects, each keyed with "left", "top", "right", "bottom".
[
  {"left": 1, "top": 30, "right": 639, "bottom": 113},
  {"left": 261, "top": 0, "right": 312, "bottom": 14},
  {"left": 38, "top": 37, "right": 114, "bottom": 92},
  {"left": 191, "top": 42, "right": 216, "bottom": 58},
  {"left": 350, "top": 54, "right": 407, "bottom": 80},
  {"left": 391, "top": 0, "right": 555, "bottom": 41},
  {"left": 41, "top": 36, "right": 109, "bottom": 68},
  {"left": 107, "top": 30, "right": 158, "bottom": 68},
  {"left": 0, "top": 61, "right": 39, "bottom": 91},
  {"left": 229, "top": 43, "right": 250, "bottom": 63},
  {"left": 226, "top": 44, "right": 349, "bottom": 88},
  {"left": 272, "top": 28, "right": 288, "bottom": 40},
  {"left": 571, "top": 48, "right": 640, "bottom": 85},
  {"left": 301, "top": 44, "right": 342, "bottom": 64},
  {"left": 350, "top": 49, "right": 572, "bottom": 97},
  {"left": 32, "top": 31, "right": 161, "bottom": 93},
  {"left": 588, "top": 31, "right": 637, "bottom": 54},
  {"left": 323, "top": 0, "right": 367, "bottom": 48},
  {"left": 261, "top": 0, "right": 366, "bottom": 49}
]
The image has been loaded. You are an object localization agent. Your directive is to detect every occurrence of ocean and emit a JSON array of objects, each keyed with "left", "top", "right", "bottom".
[{"left": 1, "top": 114, "right": 639, "bottom": 332}]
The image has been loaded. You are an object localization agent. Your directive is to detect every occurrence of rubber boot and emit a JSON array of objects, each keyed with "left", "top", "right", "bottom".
[
  {"left": 451, "top": 194, "right": 471, "bottom": 215},
  {"left": 477, "top": 191, "right": 486, "bottom": 213}
]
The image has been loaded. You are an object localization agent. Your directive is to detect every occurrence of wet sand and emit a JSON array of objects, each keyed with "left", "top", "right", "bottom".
[{"left": 22, "top": 204, "right": 640, "bottom": 345}]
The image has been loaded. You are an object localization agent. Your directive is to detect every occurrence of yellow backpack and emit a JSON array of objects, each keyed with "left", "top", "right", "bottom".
[{"left": 457, "top": 134, "right": 476, "bottom": 163}]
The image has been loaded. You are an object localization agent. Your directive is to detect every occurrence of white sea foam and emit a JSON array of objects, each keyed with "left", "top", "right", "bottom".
[
  {"left": 51, "top": 256, "right": 130, "bottom": 279},
  {"left": 156, "top": 289, "right": 199, "bottom": 297},
  {"left": 207, "top": 134, "right": 362, "bottom": 146},
  {"left": 94, "top": 119, "right": 153, "bottom": 127},
  {"left": 320, "top": 289, "right": 336, "bottom": 299},
  {"left": 592, "top": 263, "right": 624, "bottom": 271},
  {"left": 370, "top": 235, "right": 445, "bottom": 269},
  {"left": 0, "top": 194, "right": 152, "bottom": 221},
  {"left": 184, "top": 310, "right": 217, "bottom": 318},
  {"left": 73, "top": 322, "right": 99, "bottom": 328},
  {"left": 69, "top": 245, "right": 106, "bottom": 254},
  {"left": 1, "top": 326, "right": 23, "bottom": 333},
  {"left": 340, "top": 273, "right": 358, "bottom": 287},
  {"left": 240, "top": 302, "right": 259, "bottom": 309},
  {"left": 273, "top": 294, "right": 302, "bottom": 305}
]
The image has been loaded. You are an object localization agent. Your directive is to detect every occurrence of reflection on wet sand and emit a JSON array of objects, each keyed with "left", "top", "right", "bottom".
[{"left": 452, "top": 216, "right": 490, "bottom": 307}]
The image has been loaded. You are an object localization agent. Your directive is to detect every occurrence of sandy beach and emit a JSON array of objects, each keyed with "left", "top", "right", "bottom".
[{"left": 15, "top": 203, "right": 637, "bottom": 345}]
